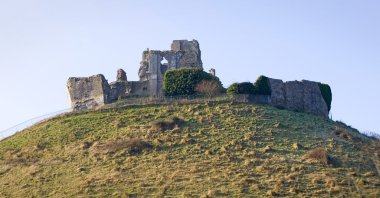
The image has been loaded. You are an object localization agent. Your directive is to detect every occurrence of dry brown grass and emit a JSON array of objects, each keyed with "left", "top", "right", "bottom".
[
  {"left": 292, "top": 143, "right": 303, "bottom": 150},
  {"left": 1, "top": 102, "right": 379, "bottom": 197},
  {"left": 334, "top": 128, "right": 352, "bottom": 141},
  {"left": 94, "top": 138, "right": 151, "bottom": 155},
  {"left": 304, "top": 147, "right": 331, "bottom": 165},
  {"left": 150, "top": 117, "right": 183, "bottom": 132},
  {"left": 263, "top": 145, "right": 272, "bottom": 153},
  {"left": 2, "top": 157, "right": 39, "bottom": 166}
]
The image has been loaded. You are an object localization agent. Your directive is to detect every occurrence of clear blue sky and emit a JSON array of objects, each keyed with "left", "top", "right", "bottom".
[{"left": 0, "top": 0, "right": 379, "bottom": 134}]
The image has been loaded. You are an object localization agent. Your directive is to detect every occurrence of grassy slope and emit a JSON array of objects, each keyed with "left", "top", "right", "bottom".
[{"left": 0, "top": 101, "right": 379, "bottom": 197}]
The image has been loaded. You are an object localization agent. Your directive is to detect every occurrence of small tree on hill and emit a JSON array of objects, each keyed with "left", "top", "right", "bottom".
[{"left": 195, "top": 80, "right": 223, "bottom": 98}]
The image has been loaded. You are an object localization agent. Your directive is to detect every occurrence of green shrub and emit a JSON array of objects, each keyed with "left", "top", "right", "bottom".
[
  {"left": 163, "top": 68, "right": 221, "bottom": 96},
  {"left": 226, "top": 82, "right": 255, "bottom": 95},
  {"left": 253, "top": 75, "right": 271, "bottom": 95},
  {"left": 227, "top": 76, "right": 272, "bottom": 96},
  {"left": 318, "top": 83, "right": 332, "bottom": 112},
  {"left": 226, "top": 83, "right": 239, "bottom": 95}
]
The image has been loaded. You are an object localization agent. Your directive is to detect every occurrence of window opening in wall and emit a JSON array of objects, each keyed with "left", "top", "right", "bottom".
[{"left": 161, "top": 57, "right": 168, "bottom": 66}]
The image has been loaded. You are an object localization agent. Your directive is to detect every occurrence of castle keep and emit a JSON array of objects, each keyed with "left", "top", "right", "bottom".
[{"left": 67, "top": 39, "right": 330, "bottom": 117}]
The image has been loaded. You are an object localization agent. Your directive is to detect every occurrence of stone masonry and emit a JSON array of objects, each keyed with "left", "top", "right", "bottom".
[
  {"left": 67, "top": 74, "right": 111, "bottom": 110},
  {"left": 268, "top": 78, "right": 329, "bottom": 117},
  {"left": 138, "top": 40, "right": 203, "bottom": 96},
  {"left": 67, "top": 40, "right": 203, "bottom": 110},
  {"left": 67, "top": 39, "right": 330, "bottom": 118}
]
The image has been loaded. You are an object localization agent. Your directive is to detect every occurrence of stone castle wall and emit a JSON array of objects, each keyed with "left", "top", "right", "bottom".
[
  {"left": 67, "top": 39, "right": 330, "bottom": 118},
  {"left": 268, "top": 78, "right": 329, "bottom": 117},
  {"left": 231, "top": 78, "right": 329, "bottom": 118},
  {"left": 67, "top": 74, "right": 111, "bottom": 110},
  {"left": 67, "top": 40, "right": 203, "bottom": 110}
]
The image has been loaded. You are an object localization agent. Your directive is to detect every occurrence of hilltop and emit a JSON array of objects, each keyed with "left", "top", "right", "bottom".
[{"left": 0, "top": 99, "right": 379, "bottom": 197}]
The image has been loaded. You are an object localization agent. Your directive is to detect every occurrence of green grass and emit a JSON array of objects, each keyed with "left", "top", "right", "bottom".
[{"left": 0, "top": 100, "right": 379, "bottom": 197}]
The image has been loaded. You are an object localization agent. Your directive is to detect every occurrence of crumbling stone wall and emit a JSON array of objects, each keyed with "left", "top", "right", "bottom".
[
  {"left": 109, "top": 69, "right": 130, "bottom": 101},
  {"left": 267, "top": 78, "right": 286, "bottom": 108},
  {"left": 209, "top": 68, "right": 216, "bottom": 76},
  {"left": 129, "top": 81, "right": 150, "bottom": 96},
  {"left": 171, "top": 40, "right": 203, "bottom": 69},
  {"left": 67, "top": 40, "right": 203, "bottom": 110},
  {"left": 138, "top": 40, "right": 203, "bottom": 96},
  {"left": 67, "top": 74, "right": 111, "bottom": 110},
  {"left": 66, "top": 39, "right": 330, "bottom": 117},
  {"left": 268, "top": 78, "right": 329, "bottom": 117}
]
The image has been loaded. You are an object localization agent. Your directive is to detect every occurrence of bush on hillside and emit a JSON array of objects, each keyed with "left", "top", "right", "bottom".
[
  {"left": 195, "top": 80, "right": 224, "bottom": 98},
  {"left": 304, "top": 147, "right": 331, "bottom": 165},
  {"left": 318, "top": 83, "right": 332, "bottom": 112},
  {"left": 334, "top": 128, "right": 353, "bottom": 141},
  {"left": 150, "top": 117, "right": 184, "bottom": 132},
  {"left": 163, "top": 68, "right": 221, "bottom": 96},
  {"left": 226, "top": 75, "right": 272, "bottom": 96},
  {"left": 226, "top": 82, "right": 255, "bottom": 95},
  {"left": 253, "top": 75, "right": 271, "bottom": 95},
  {"left": 226, "top": 83, "right": 239, "bottom": 95}
]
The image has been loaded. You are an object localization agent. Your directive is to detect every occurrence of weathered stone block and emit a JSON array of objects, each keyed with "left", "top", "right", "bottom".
[
  {"left": 268, "top": 78, "right": 286, "bottom": 108},
  {"left": 116, "top": 69, "right": 127, "bottom": 81},
  {"left": 129, "top": 81, "right": 150, "bottom": 96},
  {"left": 301, "top": 80, "right": 328, "bottom": 117},
  {"left": 67, "top": 74, "right": 110, "bottom": 111},
  {"left": 109, "top": 81, "right": 130, "bottom": 101},
  {"left": 285, "top": 81, "right": 304, "bottom": 112},
  {"left": 172, "top": 40, "right": 203, "bottom": 69},
  {"left": 268, "top": 77, "right": 329, "bottom": 117}
]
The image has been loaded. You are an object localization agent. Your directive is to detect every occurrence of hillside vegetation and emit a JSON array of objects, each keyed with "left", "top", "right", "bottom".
[{"left": 0, "top": 100, "right": 379, "bottom": 197}]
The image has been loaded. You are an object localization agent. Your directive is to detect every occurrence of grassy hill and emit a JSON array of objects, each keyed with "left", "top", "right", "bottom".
[{"left": 0, "top": 99, "right": 379, "bottom": 197}]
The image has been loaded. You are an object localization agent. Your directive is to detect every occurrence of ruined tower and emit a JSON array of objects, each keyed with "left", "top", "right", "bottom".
[{"left": 138, "top": 40, "right": 203, "bottom": 96}]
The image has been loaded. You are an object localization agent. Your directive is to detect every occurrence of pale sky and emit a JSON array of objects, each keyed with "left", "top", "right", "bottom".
[{"left": 0, "top": 0, "right": 379, "bottom": 134}]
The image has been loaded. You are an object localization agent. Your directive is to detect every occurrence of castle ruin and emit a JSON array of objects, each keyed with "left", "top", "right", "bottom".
[
  {"left": 67, "top": 40, "right": 203, "bottom": 110},
  {"left": 67, "top": 39, "right": 330, "bottom": 117},
  {"left": 268, "top": 79, "right": 328, "bottom": 117}
]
